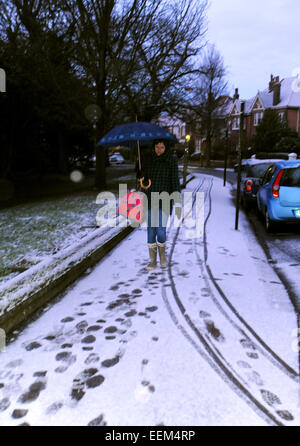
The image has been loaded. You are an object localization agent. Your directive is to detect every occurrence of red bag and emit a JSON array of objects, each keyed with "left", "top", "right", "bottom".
[{"left": 118, "top": 190, "right": 144, "bottom": 223}]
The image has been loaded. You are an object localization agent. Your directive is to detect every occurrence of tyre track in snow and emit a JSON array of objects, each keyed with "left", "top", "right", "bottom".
[
  {"left": 161, "top": 176, "right": 298, "bottom": 426},
  {"left": 198, "top": 179, "right": 298, "bottom": 380},
  {"left": 245, "top": 210, "right": 300, "bottom": 313}
]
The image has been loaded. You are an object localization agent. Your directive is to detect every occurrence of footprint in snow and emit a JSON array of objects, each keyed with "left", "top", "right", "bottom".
[
  {"left": 70, "top": 368, "right": 104, "bottom": 401},
  {"left": 76, "top": 321, "right": 88, "bottom": 334},
  {"left": 11, "top": 409, "right": 28, "bottom": 419},
  {"left": 101, "top": 356, "right": 120, "bottom": 368},
  {"left": 205, "top": 320, "right": 225, "bottom": 342},
  {"left": 87, "top": 414, "right": 107, "bottom": 426},
  {"left": 0, "top": 398, "right": 10, "bottom": 412},
  {"left": 5, "top": 359, "right": 23, "bottom": 368},
  {"left": 18, "top": 380, "right": 47, "bottom": 404},
  {"left": 81, "top": 335, "right": 96, "bottom": 344},
  {"left": 45, "top": 401, "right": 64, "bottom": 415},
  {"left": 87, "top": 325, "right": 102, "bottom": 332},
  {"left": 24, "top": 342, "right": 42, "bottom": 351},
  {"left": 61, "top": 317, "right": 74, "bottom": 323},
  {"left": 276, "top": 410, "right": 294, "bottom": 421},
  {"left": 124, "top": 310, "right": 137, "bottom": 317},
  {"left": 199, "top": 310, "right": 211, "bottom": 319},
  {"left": 260, "top": 389, "right": 282, "bottom": 406},
  {"left": 33, "top": 371, "right": 47, "bottom": 377},
  {"left": 85, "top": 353, "right": 100, "bottom": 364},
  {"left": 237, "top": 360, "right": 251, "bottom": 369},
  {"left": 246, "top": 352, "right": 259, "bottom": 359},
  {"left": 246, "top": 371, "right": 264, "bottom": 386},
  {"left": 240, "top": 338, "right": 256, "bottom": 351}
]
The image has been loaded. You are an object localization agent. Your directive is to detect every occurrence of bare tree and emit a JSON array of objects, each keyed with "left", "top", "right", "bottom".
[
  {"left": 57, "top": 0, "right": 208, "bottom": 187},
  {"left": 0, "top": 0, "right": 89, "bottom": 176},
  {"left": 0, "top": 0, "right": 209, "bottom": 186},
  {"left": 58, "top": 0, "right": 158, "bottom": 187},
  {"left": 113, "top": 0, "right": 208, "bottom": 122},
  {"left": 189, "top": 44, "right": 228, "bottom": 167}
]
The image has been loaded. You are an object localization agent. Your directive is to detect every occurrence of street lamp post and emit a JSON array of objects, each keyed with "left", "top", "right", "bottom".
[
  {"left": 223, "top": 125, "right": 229, "bottom": 187},
  {"left": 183, "top": 134, "right": 190, "bottom": 187},
  {"left": 235, "top": 101, "right": 245, "bottom": 230}
]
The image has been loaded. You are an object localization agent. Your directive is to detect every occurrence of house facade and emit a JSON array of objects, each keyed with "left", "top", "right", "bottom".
[
  {"left": 228, "top": 75, "right": 300, "bottom": 149},
  {"left": 156, "top": 114, "right": 202, "bottom": 152}
]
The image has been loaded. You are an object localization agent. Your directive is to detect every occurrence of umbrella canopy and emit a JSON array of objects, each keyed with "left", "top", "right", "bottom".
[{"left": 97, "top": 122, "right": 177, "bottom": 147}]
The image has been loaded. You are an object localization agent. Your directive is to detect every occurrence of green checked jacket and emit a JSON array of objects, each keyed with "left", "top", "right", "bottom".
[{"left": 140, "top": 149, "right": 182, "bottom": 212}]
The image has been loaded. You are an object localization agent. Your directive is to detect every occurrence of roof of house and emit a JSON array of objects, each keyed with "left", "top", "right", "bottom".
[
  {"left": 156, "top": 114, "right": 185, "bottom": 127},
  {"left": 259, "top": 76, "right": 300, "bottom": 109},
  {"left": 229, "top": 97, "right": 254, "bottom": 115},
  {"left": 230, "top": 76, "right": 300, "bottom": 115}
]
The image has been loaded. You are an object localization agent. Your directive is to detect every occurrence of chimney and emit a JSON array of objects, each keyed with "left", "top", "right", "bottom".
[
  {"left": 273, "top": 77, "right": 281, "bottom": 106},
  {"left": 269, "top": 74, "right": 274, "bottom": 92},
  {"left": 233, "top": 88, "right": 239, "bottom": 100}
]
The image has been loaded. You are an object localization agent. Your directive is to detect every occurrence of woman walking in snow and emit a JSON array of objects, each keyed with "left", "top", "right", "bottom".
[{"left": 137, "top": 139, "right": 182, "bottom": 270}]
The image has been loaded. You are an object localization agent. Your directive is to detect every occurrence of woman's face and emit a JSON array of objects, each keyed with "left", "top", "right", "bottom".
[{"left": 155, "top": 142, "right": 166, "bottom": 156}]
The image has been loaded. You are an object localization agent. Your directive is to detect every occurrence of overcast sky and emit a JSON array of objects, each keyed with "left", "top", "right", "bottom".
[{"left": 207, "top": 0, "right": 300, "bottom": 99}]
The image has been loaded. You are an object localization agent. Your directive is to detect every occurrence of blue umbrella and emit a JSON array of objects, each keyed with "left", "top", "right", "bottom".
[
  {"left": 98, "top": 121, "right": 177, "bottom": 190},
  {"left": 97, "top": 121, "right": 177, "bottom": 147}
]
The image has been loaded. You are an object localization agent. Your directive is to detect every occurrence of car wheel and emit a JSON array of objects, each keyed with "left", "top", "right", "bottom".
[{"left": 265, "top": 209, "right": 278, "bottom": 233}]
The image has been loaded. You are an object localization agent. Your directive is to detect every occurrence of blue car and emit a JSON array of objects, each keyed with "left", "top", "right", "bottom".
[
  {"left": 240, "top": 159, "right": 282, "bottom": 211},
  {"left": 257, "top": 160, "right": 300, "bottom": 232}
]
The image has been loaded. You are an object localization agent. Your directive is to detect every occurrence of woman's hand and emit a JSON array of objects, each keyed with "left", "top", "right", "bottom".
[{"left": 140, "top": 177, "right": 151, "bottom": 189}]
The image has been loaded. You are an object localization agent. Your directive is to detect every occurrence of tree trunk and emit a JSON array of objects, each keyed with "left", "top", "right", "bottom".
[
  {"left": 205, "top": 86, "right": 213, "bottom": 168},
  {"left": 206, "top": 124, "right": 212, "bottom": 168},
  {"left": 95, "top": 145, "right": 106, "bottom": 189},
  {"left": 94, "top": 0, "right": 115, "bottom": 189},
  {"left": 58, "top": 131, "right": 68, "bottom": 174}
]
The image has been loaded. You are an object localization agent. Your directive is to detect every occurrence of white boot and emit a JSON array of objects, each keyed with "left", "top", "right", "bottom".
[
  {"left": 157, "top": 241, "right": 168, "bottom": 268},
  {"left": 146, "top": 243, "right": 157, "bottom": 270}
]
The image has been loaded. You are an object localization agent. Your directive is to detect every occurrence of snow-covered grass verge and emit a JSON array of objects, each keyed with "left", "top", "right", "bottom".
[
  {"left": 0, "top": 176, "right": 137, "bottom": 286},
  {"left": 0, "top": 191, "right": 103, "bottom": 284},
  {"left": 0, "top": 168, "right": 185, "bottom": 286},
  {"left": 0, "top": 217, "right": 129, "bottom": 317},
  {"left": 0, "top": 169, "right": 188, "bottom": 317}
]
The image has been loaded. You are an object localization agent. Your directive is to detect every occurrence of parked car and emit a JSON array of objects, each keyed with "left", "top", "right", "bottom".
[
  {"left": 240, "top": 159, "right": 283, "bottom": 211},
  {"left": 69, "top": 154, "right": 95, "bottom": 172},
  {"left": 234, "top": 153, "right": 291, "bottom": 173},
  {"left": 234, "top": 158, "right": 257, "bottom": 173},
  {"left": 109, "top": 152, "right": 125, "bottom": 164},
  {"left": 257, "top": 160, "right": 300, "bottom": 232}
]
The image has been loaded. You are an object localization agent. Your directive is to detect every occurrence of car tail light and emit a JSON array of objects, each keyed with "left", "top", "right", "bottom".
[
  {"left": 272, "top": 169, "right": 284, "bottom": 197},
  {"left": 245, "top": 179, "right": 253, "bottom": 191}
]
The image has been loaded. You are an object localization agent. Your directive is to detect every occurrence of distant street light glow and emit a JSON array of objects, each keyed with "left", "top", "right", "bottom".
[{"left": 70, "top": 170, "right": 84, "bottom": 183}]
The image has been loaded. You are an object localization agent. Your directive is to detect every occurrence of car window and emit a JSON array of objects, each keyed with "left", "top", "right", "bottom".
[
  {"left": 247, "top": 163, "right": 271, "bottom": 178},
  {"left": 280, "top": 168, "right": 300, "bottom": 187},
  {"left": 262, "top": 165, "right": 276, "bottom": 185}
]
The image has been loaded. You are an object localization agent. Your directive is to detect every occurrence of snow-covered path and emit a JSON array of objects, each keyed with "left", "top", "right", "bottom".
[{"left": 0, "top": 174, "right": 299, "bottom": 426}]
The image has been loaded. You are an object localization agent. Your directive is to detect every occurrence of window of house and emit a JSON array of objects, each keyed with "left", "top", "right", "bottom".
[
  {"left": 278, "top": 111, "right": 285, "bottom": 122},
  {"left": 254, "top": 112, "right": 263, "bottom": 126},
  {"left": 173, "top": 126, "right": 179, "bottom": 139},
  {"left": 232, "top": 117, "right": 240, "bottom": 130}
]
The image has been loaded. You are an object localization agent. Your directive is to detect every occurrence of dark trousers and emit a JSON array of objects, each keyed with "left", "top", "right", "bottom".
[{"left": 147, "top": 207, "right": 168, "bottom": 244}]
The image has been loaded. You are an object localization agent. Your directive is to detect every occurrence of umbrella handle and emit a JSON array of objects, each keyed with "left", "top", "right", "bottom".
[{"left": 139, "top": 177, "right": 151, "bottom": 189}]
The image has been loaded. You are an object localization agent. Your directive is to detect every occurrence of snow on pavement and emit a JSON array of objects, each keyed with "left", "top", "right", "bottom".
[
  {"left": 205, "top": 176, "right": 298, "bottom": 369},
  {"left": 0, "top": 173, "right": 299, "bottom": 426}
]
